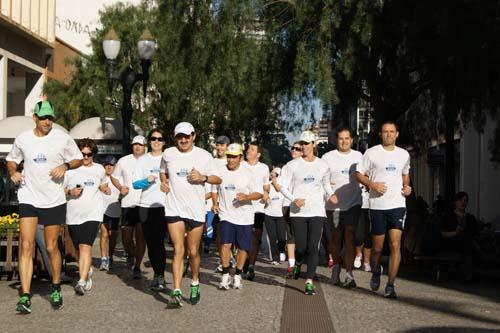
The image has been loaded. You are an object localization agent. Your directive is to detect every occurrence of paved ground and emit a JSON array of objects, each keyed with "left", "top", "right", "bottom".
[{"left": 1, "top": 243, "right": 500, "bottom": 333}]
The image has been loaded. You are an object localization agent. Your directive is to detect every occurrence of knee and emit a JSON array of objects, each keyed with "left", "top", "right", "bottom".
[
  {"left": 390, "top": 240, "right": 401, "bottom": 253},
  {"left": 45, "top": 241, "right": 59, "bottom": 255},
  {"left": 187, "top": 246, "right": 199, "bottom": 258},
  {"left": 20, "top": 239, "right": 34, "bottom": 254},
  {"left": 173, "top": 244, "right": 185, "bottom": 256}
]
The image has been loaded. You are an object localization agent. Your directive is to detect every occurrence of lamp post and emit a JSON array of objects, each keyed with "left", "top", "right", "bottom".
[{"left": 102, "top": 27, "right": 155, "bottom": 155}]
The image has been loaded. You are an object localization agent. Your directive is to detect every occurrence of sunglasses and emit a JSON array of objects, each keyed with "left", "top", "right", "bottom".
[
  {"left": 150, "top": 136, "right": 164, "bottom": 142},
  {"left": 37, "top": 115, "right": 54, "bottom": 121},
  {"left": 291, "top": 146, "right": 302, "bottom": 152},
  {"left": 82, "top": 152, "right": 93, "bottom": 157},
  {"left": 104, "top": 163, "right": 115, "bottom": 167}
]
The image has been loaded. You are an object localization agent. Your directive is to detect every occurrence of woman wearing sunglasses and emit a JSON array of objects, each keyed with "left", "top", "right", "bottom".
[
  {"left": 65, "top": 138, "right": 109, "bottom": 296},
  {"left": 132, "top": 129, "right": 167, "bottom": 291},
  {"left": 271, "top": 142, "right": 302, "bottom": 276}
]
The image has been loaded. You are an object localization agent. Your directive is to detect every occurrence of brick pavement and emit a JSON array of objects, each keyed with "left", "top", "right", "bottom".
[{"left": 1, "top": 244, "right": 500, "bottom": 332}]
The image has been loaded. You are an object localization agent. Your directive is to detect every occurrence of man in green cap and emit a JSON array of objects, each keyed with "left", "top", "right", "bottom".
[{"left": 6, "top": 100, "right": 83, "bottom": 314}]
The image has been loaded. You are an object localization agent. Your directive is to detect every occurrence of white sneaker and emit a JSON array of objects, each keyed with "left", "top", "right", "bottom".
[
  {"left": 354, "top": 255, "right": 362, "bottom": 269},
  {"left": 271, "top": 261, "right": 280, "bottom": 266},
  {"left": 219, "top": 273, "right": 232, "bottom": 290},
  {"left": 232, "top": 274, "right": 243, "bottom": 289},
  {"left": 279, "top": 252, "right": 286, "bottom": 262},
  {"left": 84, "top": 267, "right": 94, "bottom": 291}
]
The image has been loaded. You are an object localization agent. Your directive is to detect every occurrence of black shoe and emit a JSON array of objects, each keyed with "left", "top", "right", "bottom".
[
  {"left": 341, "top": 276, "right": 357, "bottom": 289},
  {"left": 246, "top": 268, "right": 255, "bottom": 281},
  {"left": 190, "top": 284, "right": 200, "bottom": 305},
  {"left": 16, "top": 293, "right": 31, "bottom": 314}
]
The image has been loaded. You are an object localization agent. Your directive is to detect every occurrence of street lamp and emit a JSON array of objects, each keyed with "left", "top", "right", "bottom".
[{"left": 103, "top": 27, "right": 155, "bottom": 155}]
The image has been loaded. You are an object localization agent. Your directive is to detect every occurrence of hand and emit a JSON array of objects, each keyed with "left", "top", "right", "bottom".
[
  {"left": 10, "top": 172, "right": 23, "bottom": 185},
  {"left": 100, "top": 184, "right": 111, "bottom": 195},
  {"left": 235, "top": 193, "right": 249, "bottom": 202},
  {"left": 147, "top": 175, "right": 157, "bottom": 183},
  {"left": 329, "top": 194, "right": 338, "bottom": 205},
  {"left": 402, "top": 185, "right": 412, "bottom": 197},
  {"left": 187, "top": 168, "right": 205, "bottom": 184},
  {"left": 120, "top": 186, "right": 130, "bottom": 196},
  {"left": 293, "top": 198, "right": 305, "bottom": 208},
  {"left": 70, "top": 186, "right": 83, "bottom": 197},
  {"left": 212, "top": 204, "right": 220, "bottom": 214},
  {"left": 371, "top": 182, "right": 387, "bottom": 195},
  {"left": 160, "top": 181, "right": 170, "bottom": 193},
  {"left": 50, "top": 164, "right": 67, "bottom": 180}
]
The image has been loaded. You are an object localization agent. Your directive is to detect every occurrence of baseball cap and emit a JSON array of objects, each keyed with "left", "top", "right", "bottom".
[
  {"left": 298, "top": 130, "right": 316, "bottom": 144},
  {"left": 131, "top": 135, "right": 147, "bottom": 145},
  {"left": 225, "top": 143, "right": 243, "bottom": 156},
  {"left": 103, "top": 155, "right": 117, "bottom": 165},
  {"left": 216, "top": 135, "right": 230, "bottom": 145},
  {"left": 174, "top": 122, "right": 195, "bottom": 137},
  {"left": 34, "top": 101, "right": 55, "bottom": 118}
]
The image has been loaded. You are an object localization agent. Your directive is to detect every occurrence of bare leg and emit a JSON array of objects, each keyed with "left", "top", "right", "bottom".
[
  {"left": 221, "top": 243, "right": 232, "bottom": 268},
  {"left": 387, "top": 229, "right": 402, "bottom": 284},
  {"left": 168, "top": 221, "right": 186, "bottom": 290},
  {"left": 78, "top": 244, "right": 92, "bottom": 281},
  {"left": 19, "top": 218, "right": 38, "bottom": 293},
  {"left": 100, "top": 224, "right": 109, "bottom": 258},
  {"left": 121, "top": 226, "right": 136, "bottom": 262},
  {"left": 187, "top": 225, "right": 204, "bottom": 283},
  {"left": 371, "top": 234, "right": 385, "bottom": 273},
  {"left": 44, "top": 225, "right": 62, "bottom": 284}
]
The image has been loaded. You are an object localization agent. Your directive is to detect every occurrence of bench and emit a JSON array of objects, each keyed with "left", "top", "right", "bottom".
[{"left": 413, "top": 251, "right": 464, "bottom": 281}]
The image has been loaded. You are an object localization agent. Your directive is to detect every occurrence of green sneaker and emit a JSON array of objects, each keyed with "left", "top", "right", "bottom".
[
  {"left": 293, "top": 264, "right": 301, "bottom": 280},
  {"left": 305, "top": 282, "right": 316, "bottom": 295},
  {"left": 169, "top": 290, "right": 183, "bottom": 308},
  {"left": 190, "top": 284, "right": 200, "bottom": 305},
  {"left": 50, "top": 287, "right": 63, "bottom": 310},
  {"left": 16, "top": 293, "right": 32, "bottom": 314}
]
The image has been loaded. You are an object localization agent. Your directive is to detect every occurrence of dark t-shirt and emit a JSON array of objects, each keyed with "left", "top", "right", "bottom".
[{"left": 441, "top": 212, "right": 478, "bottom": 235}]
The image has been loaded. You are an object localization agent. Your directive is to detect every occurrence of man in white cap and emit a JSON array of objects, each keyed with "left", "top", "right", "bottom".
[
  {"left": 110, "top": 135, "right": 147, "bottom": 279},
  {"left": 160, "top": 122, "right": 222, "bottom": 307},
  {"left": 214, "top": 143, "right": 263, "bottom": 290}
]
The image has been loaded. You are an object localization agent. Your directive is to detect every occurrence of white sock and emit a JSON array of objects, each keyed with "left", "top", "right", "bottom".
[
  {"left": 289, "top": 259, "right": 296, "bottom": 267},
  {"left": 305, "top": 278, "right": 313, "bottom": 284},
  {"left": 78, "top": 279, "right": 86, "bottom": 285},
  {"left": 191, "top": 280, "right": 199, "bottom": 286}
]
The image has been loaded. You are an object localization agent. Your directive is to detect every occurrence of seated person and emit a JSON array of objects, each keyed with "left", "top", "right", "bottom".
[{"left": 440, "top": 191, "right": 478, "bottom": 279}]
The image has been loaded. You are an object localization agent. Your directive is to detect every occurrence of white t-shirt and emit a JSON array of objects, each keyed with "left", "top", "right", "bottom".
[
  {"left": 134, "top": 153, "right": 165, "bottom": 208},
  {"left": 280, "top": 163, "right": 292, "bottom": 207},
  {"left": 242, "top": 161, "right": 270, "bottom": 213},
  {"left": 356, "top": 144, "right": 410, "bottom": 210},
  {"left": 279, "top": 157, "right": 333, "bottom": 218},
  {"left": 161, "top": 146, "right": 215, "bottom": 223},
  {"left": 65, "top": 164, "right": 107, "bottom": 225},
  {"left": 6, "top": 128, "right": 82, "bottom": 208},
  {"left": 102, "top": 175, "right": 121, "bottom": 218},
  {"left": 207, "top": 158, "right": 227, "bottom": 210},
  {"left": 322, "top": 149, "right": 363, "bottom": 211},
  {"left": 111, "top": 154, "right": 143, "bottom": 208},
  {"left": 265, "top": 186, "right": 284, "bottom": 217},
  {"left": 217, "top": 164, "right": 261, "bottom": 226}
]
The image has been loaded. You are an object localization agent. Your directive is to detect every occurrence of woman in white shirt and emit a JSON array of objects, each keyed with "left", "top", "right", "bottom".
[
  {"left": 65, "top": 138, "right": 108, "bottom": 296},
  {"left": 132, "top": 129, "right": 167, "bottom": 291},
  {"left": 264, "top": 167, "right": 286, "bottom": 265},
  {"left": 279, "top": 131, "right": 337, "bottom": 295}
]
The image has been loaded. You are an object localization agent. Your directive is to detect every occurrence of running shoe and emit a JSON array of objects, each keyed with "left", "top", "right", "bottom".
[
  {"left": 246, "top": 267, "right": 255, "bottom": 281},
  {"left": 150, "top": 275, "right": 166, "bottom": 292},
  {"left": 279, "top": 253, "right": 286, "bottom": 262},
  {"left": 271, "top": 261, "right": 280, "bottom": 266},
  {"left": 133, "top": 266, "right": 142, "bottom": 279},
  {"left": 16, "top": 293, "right": 31, "bottom": 314},
  {"left": 353, "top": 255, "right": 362, "bottom": 269},
  {"left": 305, "top": 282, "right": 316, "bottom": 295},
  {"left": 331, "top": 265, "right": 341, "bottom": 286},
  {"left": 219, "top": 273, "right": 232, "bottom": 290},
  {"left": 50, "top": 287, "right": 63, "bottom": 310},
  {"left": 362, "top": 262, "right": 372, "bottom": 272},
  {"left": 190, "top": 284, "right": 200, "bottom": 305},
  {"left": 342, "top": 274, "right": 357, "bottom": 289},
  {"left": 384, "top": 283, "right": 397, "bottom": 299},
  {"left": 74, "top": 280, "right": 86, "bottom": 296},
  {"left": 85, "top": 267, "right": 94, "bottom": 291},
  {"left": 233, "top": 274, "right": 243, "bottom": 289},
  {"left": 169, "top": 290, "right": 183, "bottom": 308},
  {"left": 292, "top": 264, "right": 301, "bottom": 280},
  {"left": 285, "top": 266, "right": 294, "bottom": 279},
  {"left": 99, "top": 257, "right": 109, "bottom": 271},
  {"left": 370, "top": 272, "right": 381, "bottom": 291}
]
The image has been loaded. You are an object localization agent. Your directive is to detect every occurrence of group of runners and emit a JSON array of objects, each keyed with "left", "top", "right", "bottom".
[{"left": 7, "top": 101, "right": 411, "bottom": 314}]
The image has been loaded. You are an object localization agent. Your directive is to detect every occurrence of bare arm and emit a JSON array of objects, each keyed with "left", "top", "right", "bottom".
[{"left": 6, "top": 161, "right": 22, "bottom": 184}]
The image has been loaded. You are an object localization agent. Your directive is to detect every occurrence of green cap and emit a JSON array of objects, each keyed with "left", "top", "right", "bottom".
[{"left": 34, "top": 101, "right": 55, "bottom": 118}]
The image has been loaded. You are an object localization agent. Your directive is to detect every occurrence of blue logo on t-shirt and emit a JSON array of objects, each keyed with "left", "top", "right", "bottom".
[
  {"left": 176, "top": 168, "right": 189, "bottom": 177},
  {"left": 225, "top": 184, "right": 236, "bottom": 191},
  {"left": 303, "top": 175, "right": 315, "bottom": 184},
  {"left": 385, "top": 164, "right": 397, "bottom": 172},
  {"left": 83, "top": 179, "right": 95, "bottom": 187},
  {"left": 33, "top": 153, "right": 47, "bottom": 164},
  {"left": 341, "top": 168, "right": 349, "bottom": 175},
  {"left": 272, "top": 196, "right": 280, "bottom": 201},
  {"left": 150, "top": 167, "right": 161, "bottom": 174}
]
